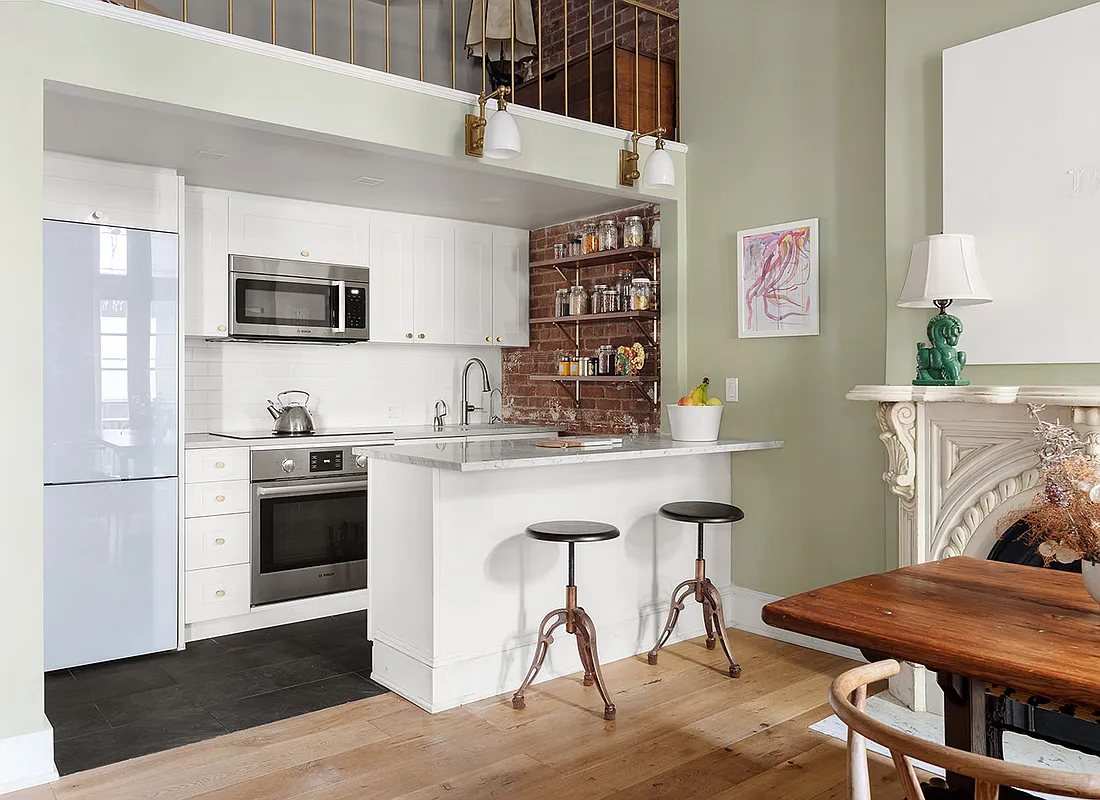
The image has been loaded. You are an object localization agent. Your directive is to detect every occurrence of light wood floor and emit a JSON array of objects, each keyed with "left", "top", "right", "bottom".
[{"left": 12, "top": 632, "right": 907, "bottom": 800}]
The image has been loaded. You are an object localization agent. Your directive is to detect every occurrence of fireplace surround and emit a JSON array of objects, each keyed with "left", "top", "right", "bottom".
[{"left": 848, "top": 385, "right": 1100, "bottom": 713}]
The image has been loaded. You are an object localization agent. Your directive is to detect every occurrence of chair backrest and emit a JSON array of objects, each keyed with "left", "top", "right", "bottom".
[{"left": 828, "top": 660, "right": 1100, "bottom": 800}]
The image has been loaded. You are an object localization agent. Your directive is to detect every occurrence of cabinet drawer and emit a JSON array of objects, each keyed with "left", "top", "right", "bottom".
[
  {"left": 43, "top": 152, "right": 179, "bottom": 233},
  {"left": 185, "top": 448, "right": 249, "bottom": 484},
  {"left": 185, "top": 481, "right": 250, "bottom": 518},
  {"left": 185, "top": 514, "right": 250, "bottom": 571},
  {"left": 185, "top": 564, "right": 250, "bottom": 623}
]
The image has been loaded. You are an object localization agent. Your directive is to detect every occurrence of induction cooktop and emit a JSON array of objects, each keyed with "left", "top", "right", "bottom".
[{"left": 210, "top": 427, "right": 395, "bottom": 441}]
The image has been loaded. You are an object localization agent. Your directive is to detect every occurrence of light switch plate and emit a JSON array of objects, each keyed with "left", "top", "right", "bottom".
[{"left": 725, "top": 378, "right": 739, "bottom": 402}]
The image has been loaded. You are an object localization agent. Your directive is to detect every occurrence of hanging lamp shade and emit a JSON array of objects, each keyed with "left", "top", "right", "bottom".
[{"left": 466, "top": 0, "right": 537, "bottom": 60}]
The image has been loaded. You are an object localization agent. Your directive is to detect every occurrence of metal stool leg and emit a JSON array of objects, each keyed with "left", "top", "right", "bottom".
[
  {"left": 647, "top": 579, "right": 696, "bottom": 665},
  {"left": 701, "top": 578, "right": 742, "bottom": 678},
  {"left": 512, "top": 609, "right": 568, "bottom": 710},
  {"left": 574, "top": 607, "right": 616, "bottom": 720}
]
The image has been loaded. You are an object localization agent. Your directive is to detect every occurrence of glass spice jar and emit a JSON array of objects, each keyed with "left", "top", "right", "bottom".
[
  {"left": 617, "top": 268, "right": 635, "bottom": 313},
  {"left": 554, "top": 288, "right": 569, "bottom": 317},
  {"left": 568, "top": 357, "right": 580, "bottom": 377},
  {"left": 569, "top": 238, "right": 583, "bottom": 257},
  {"left": 591, "top": 284, "right": 609, "bottom": 314},
  {"left": 602, "top": 287, "right": 619, "bottom": 313},
  {"left": 631, "top": 277, "right": 658, "bottom": 311},
  {"left": 598, "top": 219, "right": 618, "bottom": 251},
  {"left": 569, "top": 285, "right": 588, "bottom": 316},
  {"left": 623, "top": 216, "right": 645, "bottom": 248},
  {"left": 582, "top": 223, "right": 600, "bottom": 255},
  {"left": 559, "top": 357, "right": 571, "bottom": 376},
  {"left": 553, "top": 243, "right": 567, "bottom": 259}
]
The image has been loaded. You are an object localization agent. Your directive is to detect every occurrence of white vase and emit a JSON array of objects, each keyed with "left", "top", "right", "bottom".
[{"left": 1083, "top": 560, "right": 1100, "bottom": 606}]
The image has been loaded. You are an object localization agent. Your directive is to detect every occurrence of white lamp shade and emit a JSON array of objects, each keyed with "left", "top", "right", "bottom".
[
  {"left": 483, "top": 108, "right": 521, "bottom": 160},
  {"left": 642, "top": 147, "right": 675, "bottom": 188},
  {"left": 897, "top": 233, "right": 992, "bottom": 308}
]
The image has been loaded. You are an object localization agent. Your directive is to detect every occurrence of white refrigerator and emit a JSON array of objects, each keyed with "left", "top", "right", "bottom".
[{"left": 43, "top": 219, "right": 180, "bottom": 671}]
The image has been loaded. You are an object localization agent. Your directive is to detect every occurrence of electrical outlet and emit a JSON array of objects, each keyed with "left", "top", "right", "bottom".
[
  {"left": 725, "top": 378, "right": 739, "bottom": 403},
  {"left": 387, "top": 406, "right": 402, "bottom": 420}
]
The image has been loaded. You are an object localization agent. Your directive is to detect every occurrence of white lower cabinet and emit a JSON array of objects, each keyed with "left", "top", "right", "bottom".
[
  {"left": 185, "top": 513, "right": 250, "bottom": 571},
  {"left": 185, "top": 564, "right": 251, "bottom": 623}
]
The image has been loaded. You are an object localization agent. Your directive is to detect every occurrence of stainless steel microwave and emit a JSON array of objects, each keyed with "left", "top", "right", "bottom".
[{"left": 228, "top": 255, "right": 370, "bottom": 342}]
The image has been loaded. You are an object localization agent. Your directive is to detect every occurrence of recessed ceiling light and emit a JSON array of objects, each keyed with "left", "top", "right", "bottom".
[
  {"left": 477, "top": 195, "right": 507, "bottom": 204},
  {"left": 354, "top": 176, "right": 386, "bottom": 187},
  {"left": 193, "top": 149, "right": 229, "bottom": 161}
]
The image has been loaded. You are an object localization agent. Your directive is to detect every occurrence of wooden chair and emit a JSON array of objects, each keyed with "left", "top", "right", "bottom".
[{"left": 829, "top": 660, "right": 1100, "bottom": 800}]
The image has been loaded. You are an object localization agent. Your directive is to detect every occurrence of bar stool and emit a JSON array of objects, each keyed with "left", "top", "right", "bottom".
[
  {"left": 512, "top": 520, "right": 619, "bottom": 721},
  {"left": 647, "top": 501, "right": 745, "bottom": 677}
]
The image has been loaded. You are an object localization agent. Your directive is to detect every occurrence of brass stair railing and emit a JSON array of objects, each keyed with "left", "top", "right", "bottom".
[{"left": 101, "top": 0, "right": 679, "bottom": 140}]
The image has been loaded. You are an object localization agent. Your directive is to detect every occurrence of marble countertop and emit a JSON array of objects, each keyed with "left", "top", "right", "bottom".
[
  {"left": 354, "top": 435, "right": 784, "bottom": 472},
  {"left": 183, "top": 423, "right": 564, "bottom": 450}
]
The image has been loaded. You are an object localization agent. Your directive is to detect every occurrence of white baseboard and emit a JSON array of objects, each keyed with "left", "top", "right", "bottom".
[
  {"left": 725, "top": 586, "right": 867, "bottom": 663},
  {"left": 185, "top": 589, "right": 368, "bottom": 642},
  {"left": 372, "top": 584, "right": 863, "bottom": 713},
  {"left": 0, "top": 721, "right": 58, "bottom": 797}
]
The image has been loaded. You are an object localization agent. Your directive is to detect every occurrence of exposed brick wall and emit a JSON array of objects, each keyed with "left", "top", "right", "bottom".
[
  {"left": 532, "top": 0, "right": 679, "bottom": 75},
  {"left": 502, "top": 204, "right": 662, "bottom": 435}
]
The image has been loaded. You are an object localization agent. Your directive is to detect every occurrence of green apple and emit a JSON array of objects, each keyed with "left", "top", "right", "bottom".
[{"left": 705, "top": 397, "right": 723, "bottom": 407}]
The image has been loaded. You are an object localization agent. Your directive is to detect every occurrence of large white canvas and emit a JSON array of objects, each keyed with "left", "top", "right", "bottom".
[{"left": 943, "top": 3, "right": 1100, "bottom": 364}]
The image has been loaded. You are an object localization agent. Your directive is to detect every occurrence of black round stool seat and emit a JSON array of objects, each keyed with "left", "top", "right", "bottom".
[
  {"left": 525, "top": 520, "right": 620, "bottom": 543},
  {"left": 659, "top": 501, "right": 744, "bottom": 525}
]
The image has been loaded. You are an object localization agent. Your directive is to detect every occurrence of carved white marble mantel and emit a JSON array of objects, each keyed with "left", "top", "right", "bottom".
[{"left": 847, "top": 385, "right": 1100, "bottom": 713}]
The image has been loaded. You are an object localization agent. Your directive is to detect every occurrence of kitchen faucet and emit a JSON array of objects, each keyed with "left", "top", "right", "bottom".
[
  {"left": 461, "top": 358, "right": 491, "bottom": 426},
  {"left": 433, "top": 399, "right": 448, "bottom": 431}
]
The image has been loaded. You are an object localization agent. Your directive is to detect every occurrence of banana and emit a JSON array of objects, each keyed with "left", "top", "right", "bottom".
[{"left": 688, "top": 377, "right": 710, "bottom": 406}]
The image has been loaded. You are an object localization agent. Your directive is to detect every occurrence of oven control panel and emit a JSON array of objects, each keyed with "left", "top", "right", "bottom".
[
  {"left": 309, "top": 450, "right": 342, "bottom": 472},
  {"left": 251, "top": 443, "right": 375, "bottom": 481}
]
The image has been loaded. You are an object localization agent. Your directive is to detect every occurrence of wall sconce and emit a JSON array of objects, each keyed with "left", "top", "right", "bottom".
[
  {"left": 619, "top": 128, "right": 675, "bottom": 188},
  {"left": 465, "top": 87, "right": 521, "bottom": 160}
]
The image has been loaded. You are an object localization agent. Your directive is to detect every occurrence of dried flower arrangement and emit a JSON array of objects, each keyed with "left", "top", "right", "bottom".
[{"left": 1000, "top": 404, "right": 1100, "bottom": 564}]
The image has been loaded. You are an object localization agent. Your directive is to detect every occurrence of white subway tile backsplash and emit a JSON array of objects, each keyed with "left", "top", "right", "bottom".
[{"left": 183, "top": 338, "right": 501, "bottom": 433}]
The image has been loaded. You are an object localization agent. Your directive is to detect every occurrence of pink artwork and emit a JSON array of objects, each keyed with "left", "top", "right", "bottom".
[{"left": 737, "top": 218, "right": 820, "bottom": 338}]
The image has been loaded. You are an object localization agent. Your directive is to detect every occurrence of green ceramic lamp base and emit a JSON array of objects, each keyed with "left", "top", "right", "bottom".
[{"left": 912, "top": 304, "right": 970, "bottom": 387}]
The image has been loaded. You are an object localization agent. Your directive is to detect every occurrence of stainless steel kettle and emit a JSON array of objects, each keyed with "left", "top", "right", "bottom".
[{"left": 266, "top": 390, "right": 315, "bottom": 435}]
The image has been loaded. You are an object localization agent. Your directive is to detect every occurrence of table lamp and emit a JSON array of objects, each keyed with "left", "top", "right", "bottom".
[{"left": 897, "top": 234, "right": 991, "bottom": 386}]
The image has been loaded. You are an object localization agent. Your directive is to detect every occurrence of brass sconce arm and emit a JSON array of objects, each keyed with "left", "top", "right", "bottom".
[
  {"left": 465, "top": 86, "right": 511, "bottom": 158},
  {"left": 619, "top": 127, "right": 667, "bottom": 187}
]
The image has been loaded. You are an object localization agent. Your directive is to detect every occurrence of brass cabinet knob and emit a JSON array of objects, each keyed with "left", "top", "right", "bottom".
[
  {"left": 301, "top": 250, "right": 310, "bottom": 257},
  {"left": 496, "top": 337, "right": 503, "bottom": 343},
  {"left": 214, "top": 537, "right": 225, "bottom": 546},
  {"left": 405, "top": 332, "right": 413, "bottom": 339},
  {"left": 91, "top": 210, "right": 103, "bottom": 220},
  {"left": 214, "top": 461, "right": 225, "bottom": 469},
  {"left": 418, "top": 333, "right": 426, "bottom": 340},
  {"left": 215, "top": 589, "right": 226, "bottom": 598},
  {"left": 485, "top": 336, "right": 491, "bottom": 343},
  {"left": 217, "top": 324, "right": 227, "bottom": 332},
  {"left": 215, "top": 495, "right": 225, "bottom": 503}
]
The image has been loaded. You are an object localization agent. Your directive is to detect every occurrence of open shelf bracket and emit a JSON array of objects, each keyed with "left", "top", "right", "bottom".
[
  {"left": 630, "top": 317, "right": 657, "bottom": 348},
  {"left": 552, "top": 322, "right": 579, "bottom": 349},
  {"left": 631, "top": 380, "right": 659, "bottom": 408},
  {"left": 550, "top": 379, "right": 580, "bottom": 407}
]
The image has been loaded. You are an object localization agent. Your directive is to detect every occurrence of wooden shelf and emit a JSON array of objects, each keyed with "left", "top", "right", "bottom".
[
  {"left": 529, "top": 247, "right": 659, "bottom": 272},
  {"left": 530, "top": 375, "right": 653, "bottom": 382},
  {"left": 529, "top": 311, "right": 659, "bottom": 325}
]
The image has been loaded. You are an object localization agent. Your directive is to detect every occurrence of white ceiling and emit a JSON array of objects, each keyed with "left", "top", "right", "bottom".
[{"left": 43, "top": 87, "right": 642, "bottom": 229}]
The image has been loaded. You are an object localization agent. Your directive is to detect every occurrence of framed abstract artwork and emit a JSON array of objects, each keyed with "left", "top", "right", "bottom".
[{"left": 737, "top": 218, "right": 820, "bottom": 338}]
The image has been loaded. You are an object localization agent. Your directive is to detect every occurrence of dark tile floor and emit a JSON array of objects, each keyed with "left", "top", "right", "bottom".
[{"left": 45, "top": 611, "right": 386, "bottom": 776}]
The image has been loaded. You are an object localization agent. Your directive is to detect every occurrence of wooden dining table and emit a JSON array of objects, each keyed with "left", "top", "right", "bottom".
[{"left": 762, "top": 557, "right": 1100, "bottom": 791}]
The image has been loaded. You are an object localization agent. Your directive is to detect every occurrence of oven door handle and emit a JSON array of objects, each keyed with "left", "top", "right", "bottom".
[
  {"left": 254, "top": 478, "right": 366, "bottom": 499},
  {"left": 332, "top": 280, "right": 346, "bottom": 333}
]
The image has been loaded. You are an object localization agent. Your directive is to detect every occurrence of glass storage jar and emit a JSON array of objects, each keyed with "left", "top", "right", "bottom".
[
  {"left": 569, "top": 238, "right": 583, "bottom": 257},
  {"left": 617, "top": 268, "right": 634, "bottom": 312},
  {"left": 555, "top": 288, "right": 569, "bottom": 317},
  {"left": 591, "top": 284, "right": 609, "bottom": 314},
  {"left": 623, "top": 216, "right": 645, "bottom": 248},
  {"left": 650, "top": 218, "right": 661, "bottom": 248},
  {"left": 568, "top": 357, "right": 580, "bottom": 377},
  {"left": 569, "top": 285, "right": 588, "bottom": 316},
  {"left": 601, "top": 287, "right": 619, "bottom": 313},
  {"left": 559, "top": 357, "right": 571, "bottom": 376},
  {"left": 631, "top": 278, "right": 658, "bottom": 311},
  {"left": 598, "top": 219, "right": 618, "bottom": 251},
  {"left": 596, "top": 345, "right": 616, "bottom": 376},
  {"left": 582, "top": 223, "right": 600, "bottom": 255}
]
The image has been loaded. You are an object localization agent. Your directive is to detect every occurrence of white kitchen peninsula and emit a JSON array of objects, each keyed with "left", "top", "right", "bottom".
[{"left": 357, "top": 435, "right": 783, "bottom": 712}]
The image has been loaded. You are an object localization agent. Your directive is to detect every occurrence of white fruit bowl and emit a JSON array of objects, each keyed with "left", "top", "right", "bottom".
[{"left": 666, "top": 404, "right": 723, "bottom": 442}]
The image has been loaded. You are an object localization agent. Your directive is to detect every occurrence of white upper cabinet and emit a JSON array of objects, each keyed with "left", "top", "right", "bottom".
[
  {"left": 368, "top": 211, "right": 417, "bottom": 344},
  {"left": 43, "top": 152, "right": 179, "bottom": 233},
  {"left": 414, "top": 219, "right": 456, "bottom": 344},
  {"left": 184, "top": 188, "right": 230, "bottom": 338},
  {"left": 492, "top": 227, "right": 531, "bottom": 348},
  {"left": 227, "top": 193, "right": 369, "bottom": 266},
  {"left": 454, "top": 226, "right": 495, "bottom": 346}
]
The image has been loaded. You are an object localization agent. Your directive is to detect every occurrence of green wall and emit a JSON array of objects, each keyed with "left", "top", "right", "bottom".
[
  {"left": 885, "top": 0, "right": 1100, "bottom": 385},
  {"left": 680, "top": 0, "right": 889, "bottom": 597}
]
